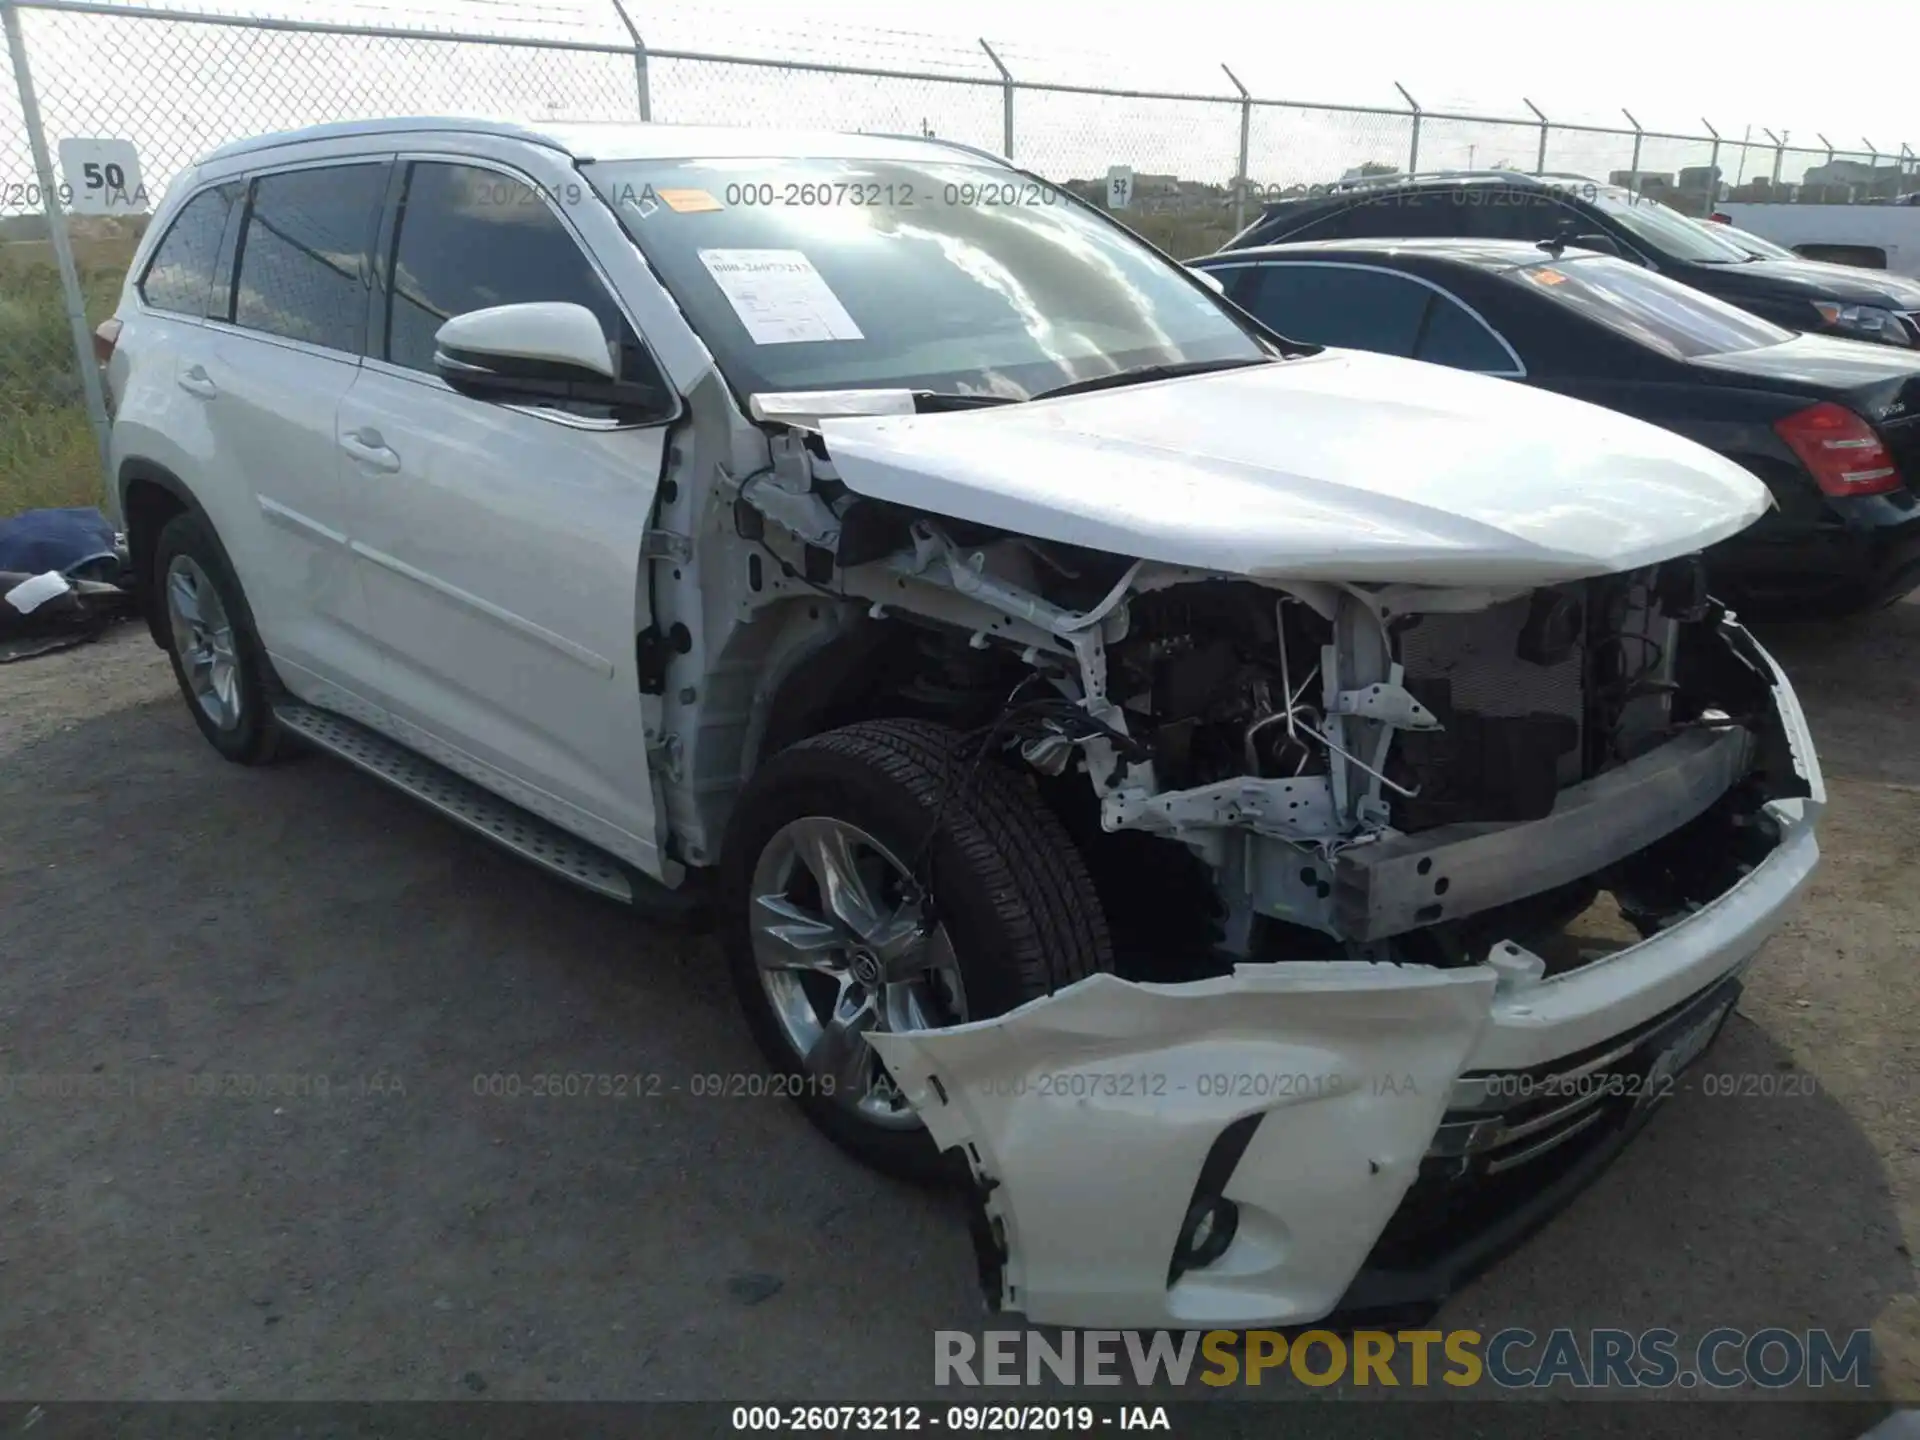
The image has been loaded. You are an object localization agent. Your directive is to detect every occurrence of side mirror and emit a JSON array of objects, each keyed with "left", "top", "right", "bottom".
[
  {"left": 436, "top": 301, "right": 616, "bottom": 381},
  {"left": 1566, "top": 231, "right": 1623, "bottom": 258},
  {"left": 434, "top": 301, "right": 672, "bottom": 421},
  {"left": 1188, "top": 267, "right": 1228, "bottom": 295}
]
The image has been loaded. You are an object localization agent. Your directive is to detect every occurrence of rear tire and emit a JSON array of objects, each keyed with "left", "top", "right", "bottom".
[
  {"left": 154, "top": 511, "right": 287, "bottom": 765},
  {"left": 721, "top": 718, "right": 1113, "bottom": 1182}
]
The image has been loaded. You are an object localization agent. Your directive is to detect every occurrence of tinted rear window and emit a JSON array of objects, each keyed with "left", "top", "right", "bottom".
[
  {"left": 139, "top": 184, "right": 237, "bottom": 315},
  {"left": 1512, "top": 255, "right": 1793, "bottom": 358},
  {"left": 1239, "top": 264, "right": 1429, "bottom": 354}
]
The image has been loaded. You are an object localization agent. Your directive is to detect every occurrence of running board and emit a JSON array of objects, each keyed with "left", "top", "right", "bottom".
[{"left": 273, "top": 702, "right": 635, "bottom": 903}]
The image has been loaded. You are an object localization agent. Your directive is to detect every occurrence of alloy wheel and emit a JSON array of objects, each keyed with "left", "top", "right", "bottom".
[
  {"left": 749, "top": 816, "right": 968, "bottom": 1128},
  {"left": 164, "top": 553, "right": 242, "bottom": 731}
]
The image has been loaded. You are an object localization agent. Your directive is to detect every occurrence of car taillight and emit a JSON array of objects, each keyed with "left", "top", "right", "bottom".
[
  {"left": 1773, "top": 401, "right": 1903, "bottom": 497},
  {"left": 93, "top": 317, "right": 121, "bottom": 365}
]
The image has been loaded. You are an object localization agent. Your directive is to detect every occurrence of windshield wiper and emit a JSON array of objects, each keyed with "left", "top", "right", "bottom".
[
  {"left": 1027, "top": 356, "right": 1274, "bottom": 402},
  {"left": 911, "top": 391, "right": 1022, "bottom": 413}
]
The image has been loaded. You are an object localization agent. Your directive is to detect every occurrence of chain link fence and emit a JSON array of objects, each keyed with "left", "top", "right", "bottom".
[
  {"left": 3, "top": 0, "right": 1917, "bottom": 516},
  {"left": 650, "top": 54, "right": 1002, "bottom": 151}
]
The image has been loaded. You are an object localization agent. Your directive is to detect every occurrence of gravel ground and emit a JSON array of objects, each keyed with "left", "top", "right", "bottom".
[{"left": 0, "top": 613, "right": 1915, "bottom": 1434}]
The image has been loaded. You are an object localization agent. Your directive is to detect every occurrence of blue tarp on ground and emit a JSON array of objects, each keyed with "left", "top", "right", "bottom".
[{"left": 0, "top": 506, "right": 119, "bottom": 580}]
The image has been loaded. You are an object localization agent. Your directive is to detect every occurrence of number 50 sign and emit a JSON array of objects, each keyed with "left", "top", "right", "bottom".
[{"left": 57, "top": 137, "right": 147, "bottom": 214}]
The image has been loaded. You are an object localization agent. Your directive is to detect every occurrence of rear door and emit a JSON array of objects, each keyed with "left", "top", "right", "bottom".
[
  {"left": 195, "top": 158, "right": 391, "bottom": 705},
  {"left": 338, "top": 152, "right": 675, "bottom": 868}
]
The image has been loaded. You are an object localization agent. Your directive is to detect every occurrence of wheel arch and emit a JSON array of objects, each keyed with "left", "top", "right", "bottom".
[
  {"left": 674, "top": 600, "right": 918, "bottom": 868},
  {"left": 119, "top": 459, "right": 267, "bottom": 659}
]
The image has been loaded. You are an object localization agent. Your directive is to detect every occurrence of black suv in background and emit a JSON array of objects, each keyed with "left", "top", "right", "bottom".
[{"left": 1227, "top": 171, "right": 1920, "bottom": 349}]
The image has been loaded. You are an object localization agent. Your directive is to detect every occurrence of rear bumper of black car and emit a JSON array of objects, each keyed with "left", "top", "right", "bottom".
[{"left": 1711, "top": 494, "right": 1920, "bottom": 614}]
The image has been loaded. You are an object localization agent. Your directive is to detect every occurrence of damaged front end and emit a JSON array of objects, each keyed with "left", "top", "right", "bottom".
[
  {"left": 862, "top": 566, "right": 1819, "bottom": 1328},
  {"left": 726, "top": 398, "right": 1819, "bottom": 1331}
]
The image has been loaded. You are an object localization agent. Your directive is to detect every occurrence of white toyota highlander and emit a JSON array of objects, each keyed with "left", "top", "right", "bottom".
[{"left": 100, "top": 118, "right": 1823, "bottom": 1330}]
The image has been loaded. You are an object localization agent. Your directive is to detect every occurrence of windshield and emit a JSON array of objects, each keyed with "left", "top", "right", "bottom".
[
  {"left": 1588, "top": 187, "right": 1752, "bottom": 264},
  {"left": 1512, "top": 254, "right": 1795, "bottom": 358},
  {"left": 586, "top": 156, "right": 1267, "bottom": 401}
]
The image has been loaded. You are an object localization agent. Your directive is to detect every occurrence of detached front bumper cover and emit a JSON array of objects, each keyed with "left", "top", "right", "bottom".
[
  {"left": 870, "top": 965, "right": 1498, "bottom": 1330},
  {"left": 867, "top": 619, "right": 1823, "bottom": 1331}
]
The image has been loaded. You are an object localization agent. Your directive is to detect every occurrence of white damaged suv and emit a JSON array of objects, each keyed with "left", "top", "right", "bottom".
[{"left": 102, "top": 120, "right": 1822, "bottom": 1330}]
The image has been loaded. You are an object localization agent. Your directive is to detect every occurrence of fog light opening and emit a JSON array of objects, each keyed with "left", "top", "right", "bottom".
[{"left": 1172, "top": 1195, "right": 1240, "bottom": 1280}]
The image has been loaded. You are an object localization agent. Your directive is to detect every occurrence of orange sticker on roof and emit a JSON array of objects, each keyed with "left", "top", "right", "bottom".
[
  {"left": 659, "top": 187, "right": 722, "bottom": 213},
  {"left": 1529, "top": 268, "right": 1569, "bottom": 286}
]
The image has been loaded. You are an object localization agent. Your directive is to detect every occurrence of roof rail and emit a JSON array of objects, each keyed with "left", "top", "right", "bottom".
[
  {"left": 1326, "top": 167, "right": 1602, "bottom": 193},
  {"left": 869, "top": 133, "right": 1012, "bottom": 168}
]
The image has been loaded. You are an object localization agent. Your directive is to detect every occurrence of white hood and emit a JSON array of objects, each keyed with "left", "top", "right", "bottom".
[{"left": 817, "top": 351, "right": 1772, "bottom": 586}]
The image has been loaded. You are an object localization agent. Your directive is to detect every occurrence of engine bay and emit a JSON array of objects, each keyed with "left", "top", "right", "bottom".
[{"left": 718, "top": 426, "right": 1813, "bottom": 984}]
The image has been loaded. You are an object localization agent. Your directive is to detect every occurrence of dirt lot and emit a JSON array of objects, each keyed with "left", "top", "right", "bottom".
[{"left": 1, "top": 610, "right": 1916, "bottom": 1433}]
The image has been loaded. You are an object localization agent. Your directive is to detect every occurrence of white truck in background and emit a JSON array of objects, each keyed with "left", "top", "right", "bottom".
[{"left": 1716, "top": 198, "right": 1920, "bottom": 278}]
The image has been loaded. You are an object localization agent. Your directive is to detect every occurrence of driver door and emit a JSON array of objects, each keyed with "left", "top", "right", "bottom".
[{"left": 340, "top": 154, "right": 676, "bottom": 868}]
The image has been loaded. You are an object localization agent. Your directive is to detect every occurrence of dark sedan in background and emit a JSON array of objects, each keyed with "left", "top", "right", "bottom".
[
  {"left": 1227, "top": 172, "right": 1920, "bottom": 350},
  {"left": 1192, "top": 239, "right": 1920, "bottom": 614}
]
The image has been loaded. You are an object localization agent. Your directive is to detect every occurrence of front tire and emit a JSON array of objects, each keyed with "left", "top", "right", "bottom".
[
  {"left": 721, "top": 718, "right": 1113, "bottom": 1182},
  {"left": 154, "top": 511, "right": 286, "bottom": 765}
]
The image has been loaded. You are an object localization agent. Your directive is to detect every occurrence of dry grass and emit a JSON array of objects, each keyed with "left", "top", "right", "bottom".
[
  {"left": 0, "top": 237, "right": 134, "bottom": 518},
  {"left": 1122, "top": 209, "right": 1242, "bottom": 260},
  {"left": 0, "top": 407, "right": 106, "bottom": 516}
]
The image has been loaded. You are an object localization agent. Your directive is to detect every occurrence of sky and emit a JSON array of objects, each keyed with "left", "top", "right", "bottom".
[
  {"left": 3, "top": 0, "right": 1914, "bottom": 214},
  {"left": 189, "top": 0, "right": 1913, "bottom": 145},
  {"left": 629, "top": 0, "right": 1918, "bottom": 147}
]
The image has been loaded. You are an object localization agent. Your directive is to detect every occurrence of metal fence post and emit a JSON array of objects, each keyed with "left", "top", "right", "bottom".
[
  {"left": 1223, "top": 63, "right": 1250, "bottom": 231},
  {"left": 979, "top": 40, "right": 1012, "bottom": 158},
  {"left": 1395, "top": 83, "right": 1420, "bottom": 174},
  {"left": 2, "top": 0, "right": 113, "bottom": 498},
  {"left": 1863, "top": 139, "right": 1879, "bottom": 198},
  {"left": 1622, "top": 108, "right": 1643, "bottom": 192},
  {"left": 1701, "top": 118, "right": 1721, "bottom": 209},
  {"left": 1763, "top": 128, "right": 1785, "bottom": 188},
  {"left": 1817, "top": 133, "right": 1834, "bottom": 169},
  {"left": 608, "top": 0, "right": 650, "bottom": 121},
  {"left": 1523, "top": 98, "right": 1547, "bottom": 174}
]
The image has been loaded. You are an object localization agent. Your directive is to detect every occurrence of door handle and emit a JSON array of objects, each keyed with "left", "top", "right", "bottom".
[
  {"left": 177, "top": 366, "right": 217, "bottom": 399},
  {"left": 341, "top": 429, "right": 401, "bottom": 474}
]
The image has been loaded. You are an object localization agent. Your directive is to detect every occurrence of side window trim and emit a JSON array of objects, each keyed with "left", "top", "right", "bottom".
[
  {"left": 213, "top": 153, "right": 393, "bottom": 362},
  {"left": 1236, "top": 260, "right": 1526, "bottom": 377},
  {"left": 365, "top": 159, "right": 410, "bottom": 363},
  {"left": 207, "top": 180, "right": 247, "bottom": 321},
  {"left": 365, "top": 150, "right": 679, "bottom": 431}
]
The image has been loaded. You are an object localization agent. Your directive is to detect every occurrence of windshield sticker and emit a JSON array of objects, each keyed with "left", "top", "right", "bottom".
[
  {"left": 659, "top": 187, "right": 722, "bottom": 213},
  {"left": 698, "top": 249, "right": 865, "bottom": 345}
]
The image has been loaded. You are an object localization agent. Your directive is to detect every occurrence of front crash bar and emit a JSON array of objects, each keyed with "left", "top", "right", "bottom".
[{"left": 1331, "top": 725, "right": 1752, "bottom": 942}]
